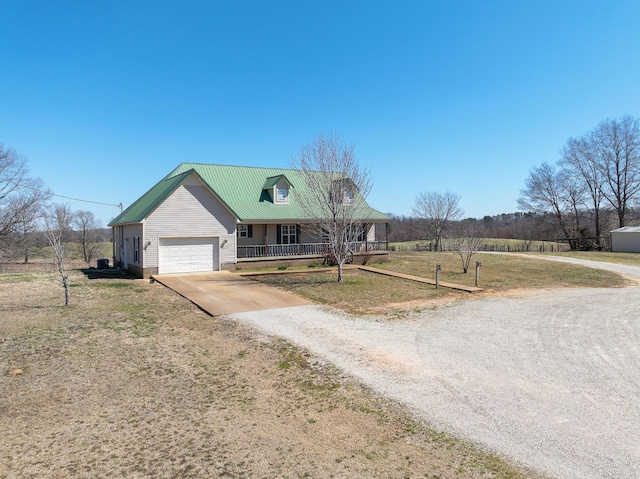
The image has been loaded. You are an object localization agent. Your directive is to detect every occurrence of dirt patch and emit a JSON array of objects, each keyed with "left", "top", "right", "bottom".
[{"left": 0, "top": 271, "right": 541, "bottom": 479}]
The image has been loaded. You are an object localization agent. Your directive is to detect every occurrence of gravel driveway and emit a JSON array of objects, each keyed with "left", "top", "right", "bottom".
[{"left": 229, "top": 256, "right": 640, "bottom": 479}]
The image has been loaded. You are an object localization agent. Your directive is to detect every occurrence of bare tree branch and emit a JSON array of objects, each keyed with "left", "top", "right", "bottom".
[
  {"left": 591, "top": 116, "right": 640, "bottom": 227},
  {"left": 412, "top": 191, "right": 463, "bottom": 251},
  {"left": 518, "top": 162, "right": 581, "bottom": 246},
  {"left": 560, "top": 136, "right": 606, "bottom": 248},
  {"left": 0, "top": 143, "right": 50, "bottom": 248},
  {"left": 73, "top": 210, "right": 103, "bottom": 264},
  {"left": 290, "top": 133, "right": 372, "bottom": 282},
  {"left": 456, "top": 227, "right": 485, "bottom": 273},
  {"left": 44, "top": 203, "right": 74, "bottom": 305}
]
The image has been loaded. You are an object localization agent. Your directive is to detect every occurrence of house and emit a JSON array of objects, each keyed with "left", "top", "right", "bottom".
[
  {"left": 108, "top": 163, "right": 390, "bottom": 278},
  {"left": 610, "top": 226, "right": 640, "bottom": 253}
]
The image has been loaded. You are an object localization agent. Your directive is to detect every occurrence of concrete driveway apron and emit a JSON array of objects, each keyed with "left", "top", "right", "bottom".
[{"left": 151, "top": 271, "right": 311, "bottom": 316}]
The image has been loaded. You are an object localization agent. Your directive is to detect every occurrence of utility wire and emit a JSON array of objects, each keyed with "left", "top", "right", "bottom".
[{"left": 51, "top": 192, "right": 122, "bottom": 209}]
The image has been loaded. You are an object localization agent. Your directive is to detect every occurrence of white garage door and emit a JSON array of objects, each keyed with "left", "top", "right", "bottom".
[{"left": 158, "top": 237, "right": 218, "bottom": 274}]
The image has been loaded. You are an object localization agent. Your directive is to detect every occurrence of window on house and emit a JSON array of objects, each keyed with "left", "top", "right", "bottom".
[
  {"left": 237, "top": 225, "right": 253, "bottom": 238},
  {"left": 280, "top": 224, "right": 297, "bottom": 244},
  {"left": 276, "top": 187, "right": 289, "bottom": 203},
  {"left": 344, "top": 189, "right": 354, "bottom": 204},
  {"left": 346, "top": 224, "right": 367, "bottom": 242}
]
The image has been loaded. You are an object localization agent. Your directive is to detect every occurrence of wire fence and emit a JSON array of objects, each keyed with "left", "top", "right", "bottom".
[{"left": 391, "top": 241, "right": 573, "bottom": 253}]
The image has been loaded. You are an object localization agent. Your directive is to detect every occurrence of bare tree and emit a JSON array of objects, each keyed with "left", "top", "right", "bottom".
[
  {"left": 412, "top": 191, "right": 463, "bottom": 251},
  {"left": 0, "top": 143, "right": 50, "bottom": 248},
  {"left": 558, "top": 167, "right": 587, "bottom": 248},
  {"left": 561, "top": 136, "right": 606, "bottom": 249},
  {"left": 44, "top": 203, "right": 74, "bottom": 305},
  {"left": 73, "top": 210, "right": 103, "bottom": 265},
  {"left": 9, "top": 193, "right": 45, "bottom": 263},
  {"left": 591, "top": 116, "right": 640, "bottom": 228},
  {"left": 290, "top": 133, "right": 372, "bottom": 283},
  {"left": 518, "top": 162, "right": 581, "bottom": 247},
  {"left": 456, "top": 227, "right": 485, "bottom": 273}
]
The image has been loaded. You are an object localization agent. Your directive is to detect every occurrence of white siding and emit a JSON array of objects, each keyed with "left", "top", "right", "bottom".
[
  {"left": 114, "top": 224, "right": 143, "bottom": 267},
  {"left": 144, "top": 173, "right": 237, "bottom": 269},
  {"left": 366, "top": 223, "right": 375, "bottom": 242}
]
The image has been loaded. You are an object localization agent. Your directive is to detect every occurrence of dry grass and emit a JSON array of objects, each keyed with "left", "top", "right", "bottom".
[
  {"left": 0, "top": 270, "right": 546, "bottom": 479},
  {"left": 380, "top": 251, "right": 628, "bottom": 289},
  {"left": 255, "top": 251, "right": 628, "bottom": 316}
]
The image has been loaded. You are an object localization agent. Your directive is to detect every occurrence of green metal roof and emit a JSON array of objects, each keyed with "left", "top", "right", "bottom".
[
  {"left": 262, "top": 174, "right": 293, "bottom": 190},
  {"left": 109, "top": 163, "right": 390, "bottom": 226}
]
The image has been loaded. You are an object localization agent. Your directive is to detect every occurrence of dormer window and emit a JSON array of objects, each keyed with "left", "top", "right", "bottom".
[
  {"left": 344, "top": 188, "right": 354, "bottom": 204},
  {"left": 263, "top": 175, "right": 293, "bottom": 204},
  {"left": 276, "top": 186, "right": 289, "bottom": 203},
  {"left": 330, "top": 178, "right": 356, "bottom": 205}
]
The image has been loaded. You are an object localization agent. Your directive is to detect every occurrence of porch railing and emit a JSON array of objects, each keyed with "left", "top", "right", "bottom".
[{"left": 237, "top": 241, "right": 388, "bottom": 259}]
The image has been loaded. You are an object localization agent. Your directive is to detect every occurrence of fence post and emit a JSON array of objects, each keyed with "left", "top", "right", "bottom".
[
  {"left": 475, "top": 261, "right": 481, "bottom": 286},
  {"left": 435, "top": 264, "right": 441, "bottom": 289}
]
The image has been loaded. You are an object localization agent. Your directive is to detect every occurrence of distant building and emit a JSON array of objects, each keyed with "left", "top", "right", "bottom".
[{"left": 610, "top": 226, "right": 640, "bottom": 253}]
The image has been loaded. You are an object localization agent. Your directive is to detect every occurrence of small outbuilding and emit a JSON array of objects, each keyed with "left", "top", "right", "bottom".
[{"left": 610, "top": 226, "right": 640, "bottom": 253}]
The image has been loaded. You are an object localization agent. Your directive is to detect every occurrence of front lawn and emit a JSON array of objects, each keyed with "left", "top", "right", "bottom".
[{"left": 252, "top": 251, "right": 629, "bottom": 315}]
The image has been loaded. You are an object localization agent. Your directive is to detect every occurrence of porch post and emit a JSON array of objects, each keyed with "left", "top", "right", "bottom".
[
  {"left": 365, "top": 224, "right": 369, "bottom": 252},
  {"left": 386, "top": 222, "right": 389, "bottom": 250}
]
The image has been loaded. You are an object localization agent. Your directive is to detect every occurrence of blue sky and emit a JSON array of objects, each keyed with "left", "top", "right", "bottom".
[{"left": 2, "top": 0, "right": 640, "bottom": 226}]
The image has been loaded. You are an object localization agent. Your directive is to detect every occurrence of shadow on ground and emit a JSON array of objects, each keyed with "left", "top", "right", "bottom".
[{"left": 81, "top": 268, "right": 137, "bottom": 280}]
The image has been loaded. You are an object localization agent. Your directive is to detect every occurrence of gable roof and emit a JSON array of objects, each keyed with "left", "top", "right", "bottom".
[
  {"left": 109, "top": 163, "right": 390, "bottom": 226},
  {"left": 262, "top": 174, "right": 293, "bottom": 190}
]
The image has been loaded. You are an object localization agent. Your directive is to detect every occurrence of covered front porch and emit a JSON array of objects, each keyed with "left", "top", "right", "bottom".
[
  {"left": 237, "top": 240, "right": 389, "bottom": 259},
  {"left": 235, "top": 222, "right": 389, "bottom": 269}
]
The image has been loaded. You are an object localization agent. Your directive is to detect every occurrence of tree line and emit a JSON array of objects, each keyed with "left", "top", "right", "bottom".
[
  {"left": 387, "top": 211, "right": 563, "bottom": 244},
  {"left": 388, "top": 187, "right": 556, "bottom": 246}
]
